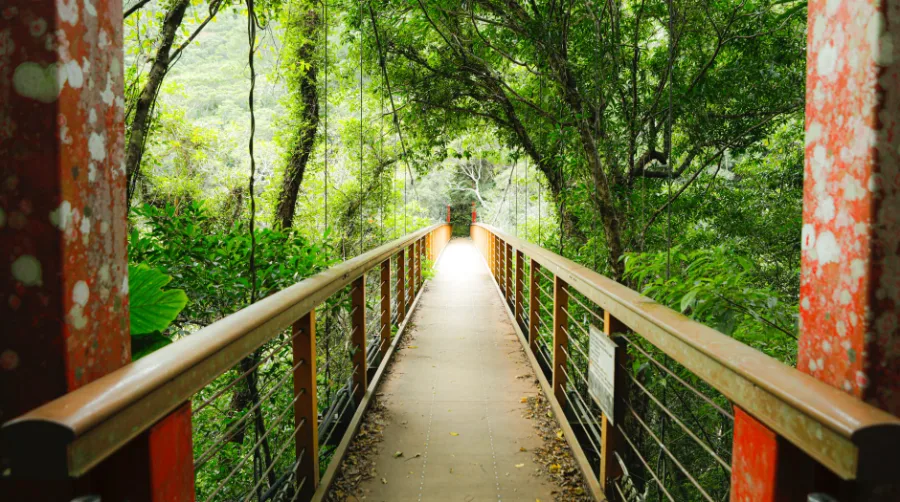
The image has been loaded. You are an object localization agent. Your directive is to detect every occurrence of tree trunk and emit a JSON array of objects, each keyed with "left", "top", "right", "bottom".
[
  {"left": 274, "top": 9, "right": 320, "bottom": 229},
  {"left": 124, "top": 0, "right": 190, "bottom": 203},
  {"left": 485, "top": 74, "right": 587, "bottom": 242},
  {"left": 547, "top": 52, "right": 626, "bottom": 279}
]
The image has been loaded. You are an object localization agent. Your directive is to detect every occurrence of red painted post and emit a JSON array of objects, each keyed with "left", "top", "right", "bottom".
[
  {"left": 471, "top": 201, "right": 476, "bottom": 223},
  {"left": 505, "top": 243, "right": 512, "bottom": 305},
  {"left": 1, "top": 0, "right": 129, "bottom": 431},
  {"left": 732, "top": 0, "right": 900, "bottom": 499},
  {"left": 292, "top": 311, "right": 319, "bottom": 498},
  {"left": 799, "top": 0, "right": 900, "bottom": 421},
  {"left": 0, "top": 0, "right": 193, "bottom": 499},
  {"left": 396, "top": 249, "right": 406, "bottom": 321},
  {"left": 599, "top": 312, "right": 628, "bottom": 497},
  {"left": 350, "top": 275, "right": 367, "bottom": 403},
  {"left": 551, "top": 276, "right": 569, "bottom": 407},
  {"left": 514, "top": 250, "right": 524, "bottom": 330},
  {"left": 528, "top": 260, "right": 541, "bottom": 354},
  {"left": 446, "top": 204, "right": 451, "bottom": 223},
  {"left": 380, "top": 260, "right": 391, "bottom": 356}
]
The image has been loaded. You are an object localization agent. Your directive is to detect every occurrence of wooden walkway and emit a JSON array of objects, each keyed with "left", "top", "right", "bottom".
[{"left": 347, "top": 238, "right": 559, "bottom": 501}]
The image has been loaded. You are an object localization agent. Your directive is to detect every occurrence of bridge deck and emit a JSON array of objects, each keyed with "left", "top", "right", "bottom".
[{"left": 344, "top": 238, "right": 560, "bottom": 500}]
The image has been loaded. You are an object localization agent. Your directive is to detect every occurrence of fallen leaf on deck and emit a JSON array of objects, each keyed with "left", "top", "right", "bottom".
[
  {"left": 381, "top": 477, "right": 388, "bottom": 484},
  {"left": 450, "top": 432, "right": 459, "bottom": 436},
  {"left": 515, "top": 463, "right": 525, "bottom": 468},
  {"left": 393, "top": 451, "right": 403, "bottom": 458}
]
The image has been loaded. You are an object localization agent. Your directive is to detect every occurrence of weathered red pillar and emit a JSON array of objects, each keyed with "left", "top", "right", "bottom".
[
  {"left": 1, "top": 0, "right": 193, "bottom": 499},
  {"left": 799, "top": 0, "right": 899, "bottom": 423},
  {"left": 446, "top": 204, "right": 451, "bottom": 223},
  {"left": 1, "top": 0, "right": 129, "bottom": 422},
  {"left": 471, "top": 201, "right": 476, "bottom": 223},
  {"left": 732, "top": 0, "right": 900, "bottom": 499}
]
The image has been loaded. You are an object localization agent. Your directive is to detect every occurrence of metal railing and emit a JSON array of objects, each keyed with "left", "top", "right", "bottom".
[
  {"left": 471, "top": 222, "right": 900, "bottom": 501},
  {"left": 1, "top": 223, "right": 452, "bottom": 500}
]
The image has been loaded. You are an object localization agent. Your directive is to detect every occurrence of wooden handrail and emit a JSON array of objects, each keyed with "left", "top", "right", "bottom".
[
  {"left": 1, "top": 224, "right": 450, "bottom": 479},
  {"left": 472, "top": 223, "right": 900, "bottom": 484}
]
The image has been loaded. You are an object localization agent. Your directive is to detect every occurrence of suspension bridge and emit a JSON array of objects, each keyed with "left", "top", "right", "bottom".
[
  {"left": 4, "top": 0, "right": 900, "bottom": 499},
  {"left": 3, "top": 219, "right": 900, "bottom": 501}
]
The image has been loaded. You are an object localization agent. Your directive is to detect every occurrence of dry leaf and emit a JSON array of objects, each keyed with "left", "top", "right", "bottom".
[
  {"left": 407, "top": 345, "right": 418, "bottom": 349},
  {"left": 450, "top": 432, "right": 459, "bottom": 436},
  {"left": 519, "top": 447, "right": 528, "bottom": 452},
  {"left": 549, "top": 464, "right": 561, "bottom": 473},
  {"left": 520, "top": 397, "right": 528, "bottom": 403},
  {"left": 556, "top": 430, "right": 564, "bottom": 439},
  {"left": 393, "top": 451, "right": 403, "bottom": 458},
  {"left": 515, "top": 463, "right": 525, "bottom": 468},
  {"left": 381, "top": 477, "right": 388, "bottom": 484}
]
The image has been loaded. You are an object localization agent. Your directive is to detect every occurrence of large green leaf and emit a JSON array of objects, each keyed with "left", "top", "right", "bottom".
[{"left": 129, "top": 264, "right": 188, "bottom": 336}]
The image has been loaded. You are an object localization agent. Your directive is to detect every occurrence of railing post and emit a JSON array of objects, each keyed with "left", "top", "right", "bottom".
[
  {"left": 380, "top": 260, "right": 391, "bottom": 356},
  {"left": 408, "top": 243, "right": 415, "bottom": 300},
  {"left": 292, "top": 311, "right": 319, "bottom": 498},
  {"left": 351, "top": 275, "right": 367, "bottom": 403},
  {"left": 396, "top": 249, "right": 406, "bottom": 321},
  {"left": 528, "top": 260, "right": 541, "bottom": 354},
  {"left": 505, "top": 243, "right": 513, "bottom": 305},
  {"left": 411, "top": 240, "right": 418, "bottom": 295},
  {"left": 515, "top": 251, "right": 525, "bottom": 330},
  {"left": 488, "top": 233, "right": 494, "bottom": 276},
  {"left": 552, "top": 276, "right": 569, "bottom": 407},
  {"left": 600, "top": 312, "right": 628, "bottom": 498},
  {"left": 488, "top": 233, "right": 493, "bottom": 275},
  {"left": 417, "top": 238, "right": 423, "bottom": 290},
  {"left": 496, "top": 236, "right": 502, "bottom": 283}
]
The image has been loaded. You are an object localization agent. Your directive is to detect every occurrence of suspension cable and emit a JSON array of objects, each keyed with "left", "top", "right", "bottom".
[
  {"left": 538, "top": 74, "right": 543, "bottom": 243},
  {"left": 359, "top": 0, "right": 364, "bottom": 255},
  {"left": 323, "top": 0, "right": 329, "bottom": 232},
  {"left": 367, "top": 4, "right": 414, "bottom": 234},
  {"left": 379, "top": 49, "right": 385, "bottom": 243},
  {"left": 666, "top": 0, "right": 674, "bottom": 279},
  {"left": 524, "top": 156, "right": 529, "bottom": 241}
]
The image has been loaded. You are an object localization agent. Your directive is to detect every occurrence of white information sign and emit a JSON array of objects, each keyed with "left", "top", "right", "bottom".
[{"left": 587, "top": 324, "right": 618, "bottom": 424}]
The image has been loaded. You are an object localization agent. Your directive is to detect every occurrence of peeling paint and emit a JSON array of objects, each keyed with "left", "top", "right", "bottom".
[
  {"left": 2, "top": 0, "right": 130, "bottom": 415},
  {"left": 11, "top": 255, "right": 42, "bottom": 286},
  {"left": 13, "top": 61, "right": 65, "bottom": 103},
  {"left": 799, "top": 0, "right": 900, "bottom": 415}
]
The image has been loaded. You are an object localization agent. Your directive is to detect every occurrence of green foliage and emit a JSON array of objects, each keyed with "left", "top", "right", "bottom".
[
  {"left": 624, "top": 246, "right": 798, "bottom": 364},
  {"left": 130, "top": 201, "right": 333, "bottom": 328},
  {"left": 128, "top": 264, "right": 189, "bottom": 359}
]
